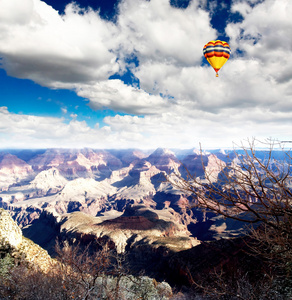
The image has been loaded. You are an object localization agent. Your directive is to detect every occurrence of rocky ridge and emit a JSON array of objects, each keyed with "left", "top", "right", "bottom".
[
  {"left": 0, "top": 153, "right": 33, "bottom": 192},
  {"left": 23, "top": 205, "right": 199, "bottom": 255},
  {"left": 0, "top": 207, "right": 174, "bottom": 299},
  {"left": 0, "top": 147, "right": 247, "bottom": 245},
  {"left": 0, "top": 208, "right": 53, "bottom": 272}
]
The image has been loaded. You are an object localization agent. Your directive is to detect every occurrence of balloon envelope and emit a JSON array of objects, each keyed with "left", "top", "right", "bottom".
[{"left": 203, "top": 40, "right": 231, "bottom": 77}]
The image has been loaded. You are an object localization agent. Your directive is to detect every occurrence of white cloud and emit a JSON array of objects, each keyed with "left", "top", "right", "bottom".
[
  {"left": 103, "top": 108, "right": 292, "bottom": 149},
  {"left": 61, "top": 107, "right": 67, "bottom": 114},
  {"left": 70, "top": 113, "right": 77, "bottom": 119},
  {"left": 0, "top": 0, "right": 292, "bottom": 149},
  {"left": 227, "top": 0, "right": 292, "bottom": 82},
  {"left": 0, "top": 0, "right": 34, "bottom": 25},
  {"left": 0, "top": 107, "right": 111, "bottom": 148},
  {"left": 0, "top": 0, "right": 215, "bottom": 85},
  {"left": 76, "top": 80, "right": 170, "bottom": 115},
  {"left": 0, "top": 0, "right": 119, "bottom": 86},
  {"left": 117, "top": 0, "right": 216, "bottom": 66},
  {"left": 1, "top": 98, "right": 292, "bottom": 150}
]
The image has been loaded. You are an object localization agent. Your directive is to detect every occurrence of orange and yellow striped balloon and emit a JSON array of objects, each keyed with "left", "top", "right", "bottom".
[{"left": 203, "top": 40, "right": 231, "bottom": 77}]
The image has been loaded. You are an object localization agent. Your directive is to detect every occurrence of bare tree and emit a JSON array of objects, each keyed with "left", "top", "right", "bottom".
[{"left": 168, "top": 138, "right": 292, "bottom": 298}]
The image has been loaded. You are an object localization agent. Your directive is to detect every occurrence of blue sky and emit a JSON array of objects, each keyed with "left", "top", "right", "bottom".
[
  {"left": 0, "top": 0, "right": 292, "bottom": 149},
  {"left": 0, "top": 68, "right": 122, "bottom": 127}
]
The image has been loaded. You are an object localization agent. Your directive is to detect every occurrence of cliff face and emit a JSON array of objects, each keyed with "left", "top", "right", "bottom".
[
  {"left": 58, "top": 205, "right": 199, "bottom": 254},
  {"left": 0, "top": 208, "right": 53, "bottom": 272},
  {"left": 0, "top": 208, "right": 22, "bottom": 248},
  {"left": 0, "top": 147, "right": 246, "bottom": 243},
  {"left": 21, "top": 205, "right": 199, "bottom": 255},
  {"left": 0, "top": 210, "right": 174, "bottom": 299}
]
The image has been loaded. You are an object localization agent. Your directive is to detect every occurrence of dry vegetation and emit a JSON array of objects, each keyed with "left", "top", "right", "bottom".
[
  {"left": 0, "top": 240, "right": 173, "bottom": 300},
  {"left": 168, "top": 139, "right": 292, "bottom": 299}
]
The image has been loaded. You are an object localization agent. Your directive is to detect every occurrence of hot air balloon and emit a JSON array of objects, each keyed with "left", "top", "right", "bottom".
[{"left": 203, "top": 40, "right": 231, "bottom": 77}]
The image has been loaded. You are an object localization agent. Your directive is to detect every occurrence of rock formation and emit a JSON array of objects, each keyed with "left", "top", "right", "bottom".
[
  {"left": 0, "top": 153, "right": 33, "bottom": 191},
  {"left": 0, "top": 208, "right": 53, "bottom": 272},
  {"left": 0, "top": 147, "right": 247, "bottom": 242},
  {"left": 0, "top": 208, "right": 22, "bottom": 248},
  {"left": 22, "top": 204, "right": 199, "bottom": 255}
]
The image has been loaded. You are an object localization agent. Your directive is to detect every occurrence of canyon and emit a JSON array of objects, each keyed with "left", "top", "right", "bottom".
[
  {"left": 0, "top": 147, "right": 248, "bottom": 256},
  {"left": 1, "top": 146, "right": 289, "bottom": 297}
]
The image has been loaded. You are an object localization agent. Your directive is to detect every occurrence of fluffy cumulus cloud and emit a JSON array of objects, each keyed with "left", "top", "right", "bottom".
[
  {"left": 0, "top": 0, "right": 119, "bottom": 86},
  {"left": 227, "top": 0, "right": 292, "bottom": 84},
  {"left": 118, "top": 0, "right": 215, "bottom": 66},
  {"left": 0, "top": 0, "right": 214, "bottom": 87},
  {"left": 75, "top": 80, "right": 172, "bottom": 115},
  {"left": 0, "top": 0, "right": 292, "bottom": 149}
]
